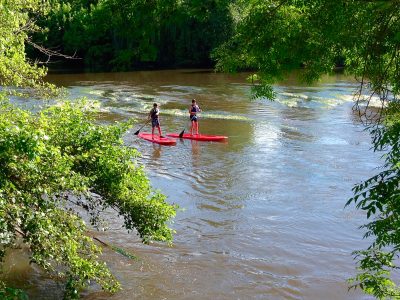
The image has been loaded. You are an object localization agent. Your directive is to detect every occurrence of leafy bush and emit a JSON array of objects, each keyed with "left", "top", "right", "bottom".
[{"left": 0, "top": 98, "right": 177, "bottom": 298}]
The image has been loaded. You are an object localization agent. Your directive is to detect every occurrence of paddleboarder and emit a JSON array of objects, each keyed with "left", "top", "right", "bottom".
[
  {"left": 189, "top": 99, "right": 201, "bottom": 135},
  {"left": 148, "top": 103, "right": 163, "bottom": 139}
]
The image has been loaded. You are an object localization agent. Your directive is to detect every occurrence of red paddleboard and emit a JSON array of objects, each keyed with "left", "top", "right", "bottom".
[
  {"left": 138, "top": 133, "right": 176, "bottom": 146},
  {"left": 167, "top": 133, "right": 228, "bottom": 142}
]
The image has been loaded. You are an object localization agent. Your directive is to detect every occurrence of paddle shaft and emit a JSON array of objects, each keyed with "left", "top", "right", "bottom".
[
  {"left": 134, "top": 119, "right": 150, "bottom": 135},
  {"left": 179, "top": 120, "right": 192, "bottom": 137}
]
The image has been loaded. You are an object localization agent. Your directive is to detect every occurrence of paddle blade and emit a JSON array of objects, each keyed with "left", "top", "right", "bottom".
[
  {"left": 179, "top": 130, "right": 185, "bottom": 138},
  {"left": 134, "top": 129, "right": 140, "bottom": 135}
]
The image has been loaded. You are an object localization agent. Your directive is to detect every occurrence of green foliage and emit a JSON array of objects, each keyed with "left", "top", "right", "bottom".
[
  {"left": 0, "top": 281, "right": 28, "bottom": 300},
  {"left": 1, "top": 0, "right": 177, "bottom": 298},
  {"left": 31, "top": 0, "right": 234, "bottom": 70},
  {"left": 213, "top": 0, "right": 400, "bottom": 101},
  {"left": 214, "top": 0, "right": 400, "bottom": 298},
  {"left": 0, "top": 0, "right": 58, "bottom": 97},
  {"left": 246, "top": 74, "right": 276, "bottom": 100},
  {"left": 346, "top": 101, "right": 400, "bottom": 298},
  {"left": 0, "top": 99, "right": 177, "bottom": 297}
]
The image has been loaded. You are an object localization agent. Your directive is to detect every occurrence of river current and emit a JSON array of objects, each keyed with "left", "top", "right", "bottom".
[{"left": 5, "top": 70, "right": 378, "bottom": 299}]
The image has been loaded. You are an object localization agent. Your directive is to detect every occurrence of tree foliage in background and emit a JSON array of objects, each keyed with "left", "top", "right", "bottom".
[
  {"left": 0, "top": 0, "right": 56, "bottom": 96},
  {"left": 214, "top": 0, "right": 400, "bottom": 102},
  {"left": 214, "top": 0, "right": 400, "bottom": 298},
  {"left": 0, "top": 1, "right": 176, "bottom": 299},
  {"left": 31, "top": 0, "right": 233, "bottom": 70}
]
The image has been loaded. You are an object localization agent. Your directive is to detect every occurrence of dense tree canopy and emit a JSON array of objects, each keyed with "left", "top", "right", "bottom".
[
  {"left": 31, "top": 0, "right": 233, "bottom": 70},
  {"left": 213, "top": 0, "right": 400, "bottom": 298},
  {"left": 0, "top": 1, "right": 176, "bottom": 299},
  {"left": 214, "top": 0, "right": 400, "bottom": 102}
]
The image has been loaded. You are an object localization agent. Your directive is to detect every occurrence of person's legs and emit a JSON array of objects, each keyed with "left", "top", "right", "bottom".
[
  {"left": 155, "top": 119, "right": 162, "bottom": 137},
  {"left": 157, "top": 125, "right": 162, "bottom": 137},
  {"left": 190, "top": 120, "right": 194, "bottom": 135},
  {"left": 151, "top": 119, "right": 156, "bottom": 138},
  {"left": 195, "top": 120, "right": 199, "bottom": 134}
]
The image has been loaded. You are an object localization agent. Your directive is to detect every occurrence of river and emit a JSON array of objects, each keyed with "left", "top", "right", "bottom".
[{"left": 6, "top": 70, "right": 379, "bottom": 299}]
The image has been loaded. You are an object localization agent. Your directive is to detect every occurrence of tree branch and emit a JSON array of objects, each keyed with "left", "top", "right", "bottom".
[{"left": 26, "top": 39, "right": 81, "bottom": 64}]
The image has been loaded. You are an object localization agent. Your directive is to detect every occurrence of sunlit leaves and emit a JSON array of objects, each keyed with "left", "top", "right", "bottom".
[
  {"left": 0, "top": 1, "right": 177, "bottom": 298},
  {"left": 0, "top": 99, "right": 177, "bottom": 297},
  {"left": 0, "top": 0, "right": 59, "bottom": 98},
  {"left": 346, "top": 101, "right": 400, "bottom": 298},
  {"left": 214, "top": 0, "right": 400, "bottom": 298},
  {"left": 214, "top": 0, "right": 400, "bottom": 103}
]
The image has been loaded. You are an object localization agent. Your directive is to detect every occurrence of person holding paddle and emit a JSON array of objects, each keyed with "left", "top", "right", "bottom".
[
  {"left": 149, "top": 103, "right": 163, "bottom": 139},
  {"left": 189, "top": 99, "right": 201, "bottom": 135}
]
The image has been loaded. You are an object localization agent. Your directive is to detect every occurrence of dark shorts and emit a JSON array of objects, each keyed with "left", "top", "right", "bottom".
[
  {"left": 152, "top": 118, "right": 160, "bottom": 127},
  {"left": 190, "top": 115, "right": 198, "bottom": 122}
]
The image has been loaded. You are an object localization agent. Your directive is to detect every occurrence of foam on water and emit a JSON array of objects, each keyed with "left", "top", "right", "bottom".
[
  {"left": 11, "top": 70, "right": 382, "bottom": 300},
  {"left": 318, "top": 136, "right": 349, "bottom": 145},
  {"left": 279, "top": 92, "right": 310, "bottom": 100}
]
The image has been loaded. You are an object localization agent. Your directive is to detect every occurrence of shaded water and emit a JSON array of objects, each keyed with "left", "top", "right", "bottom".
[{"left": 5, "top": 70, "right": 379, "bottom": 299}]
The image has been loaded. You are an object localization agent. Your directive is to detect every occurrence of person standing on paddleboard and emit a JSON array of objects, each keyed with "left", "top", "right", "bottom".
[
  {"left": 148, "top": 103, "right": 163, "bottom": 139},
  {"left": 189, "top": 99, "right": 201, "bottom": 135}
]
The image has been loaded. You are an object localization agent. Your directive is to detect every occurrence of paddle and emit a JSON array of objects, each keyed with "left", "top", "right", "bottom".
[
  {"left": 179, "top": 119, "right": 193, "bottom": 138},
  {"left": 134, "top": 119, "right": 150, "bottom": 135}
]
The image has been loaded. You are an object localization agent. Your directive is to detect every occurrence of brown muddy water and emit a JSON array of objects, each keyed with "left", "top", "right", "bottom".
[{"left": 4, "top": 70, "right": 379, "bottom": 299}]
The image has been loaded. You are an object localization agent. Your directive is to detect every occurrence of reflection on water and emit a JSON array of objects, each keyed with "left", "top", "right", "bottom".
[
  {"left": 151, "top": 143, "right": 162, "bottom": 160},
  {"left": 190, "top": 140, "right": 201, "bottom": 166},
  {"left": 4, "top": 70, "right": 381, "bottom": 299}
]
